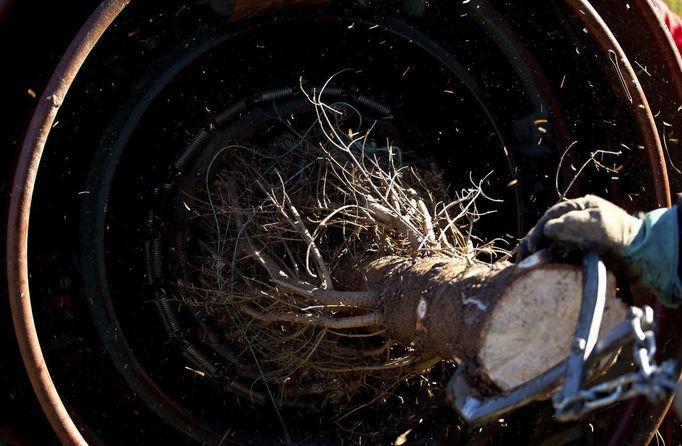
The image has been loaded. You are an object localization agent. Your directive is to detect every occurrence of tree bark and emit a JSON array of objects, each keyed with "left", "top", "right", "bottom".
[{"left": 364, "top": 254, "right": 625, "bottom": 391}]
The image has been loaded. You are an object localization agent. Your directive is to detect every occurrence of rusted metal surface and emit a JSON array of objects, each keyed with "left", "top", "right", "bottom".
[
  {"left": 561, "top": 2, "right": 680, "bottom": 445},
  {"left": 594, "top": 0, "right": 682, "bottom": 193},
  {"left": 582, "top": 2, "right": 682, "bottom": 445},
  {"left": 6, "top": 0, "right": 682, "bottom": 444},
  {"left": 5, "top": 1, "right": 130, "bottom": 445},
  {"left": 563, "top": 0, "right": 671, "bottom": 208}
]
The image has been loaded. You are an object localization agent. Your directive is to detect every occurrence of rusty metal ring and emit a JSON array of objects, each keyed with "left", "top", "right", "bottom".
[
  {"left": 5, "top": 1, "right": 130, "bottom": 445},
  {"left": 562, "top": 2, "right": 675, "bottom": 444},
  {"left": 564, "top": 0, "right": 671, "bottom": 207},
  {"left": 6, "top": 0, "right": 681, "bottom": 444}
]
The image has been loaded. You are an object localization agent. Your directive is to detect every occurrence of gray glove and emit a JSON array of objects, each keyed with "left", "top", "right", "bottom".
[
  {"left": 519, "top": 194, "right": 682, "bottom": 306},
  {"left": 519, "top": 195, "right": 642, "bottom": 260}
]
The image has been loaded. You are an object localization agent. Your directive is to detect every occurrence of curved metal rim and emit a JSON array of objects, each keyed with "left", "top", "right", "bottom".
[
  {"left": 80, "top": 29, "right": 233, "bottom": 444},
  {"left": 563, "top": 0, "right": 670, "bottom": 207},
  {"left": 562, "top": 1, "right": 673, "bottom": 445},
  {"left": 583, "top": 1, "right": 682, "bottom": 444},
  {"left": 5, "top": 1, "right": 130, "bottom": 445},
  {"left": 5, "top": 0, "right": 679, "bottom": 445},
  {"left": 79, "top": 10, "right": 524, "bottom": 443}
]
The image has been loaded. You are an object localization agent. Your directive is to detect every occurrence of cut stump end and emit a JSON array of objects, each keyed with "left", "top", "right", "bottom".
[{"left": 481, "top": 264, "right": 624, "bottom": 391}]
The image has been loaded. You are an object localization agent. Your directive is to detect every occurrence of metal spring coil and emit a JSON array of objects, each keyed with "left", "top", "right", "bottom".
[
  {"left": 254, "top": 86, "right": 295, "bottom": 102},
  {"left": 149, "top": 236, "right": 164, "bottom": 280},
  {"left": 143, "top": 240, "right": 154, "bottom": 285},
  {"left": 182, "top": 340, "right": 219, "bottom": 376},
  {"left": 213, "top": 101, "right": 246, "bottom": 127},
  {"left": 144, "top": 209, "right": 155, "bottom": 230},
  {"left": 228, "top": 380, "right": 266, "bottom": 404},
  {"left": 155, "top": 296, "right": 181, "bottom": 337},
  {"left": 355, "top": 94, "right": 391, "bottom": 116},
  {"left": 310, "top": 86, "right": 344, "bottom": 98},
  {"left": 173, "top": 128, "right": 209, "bottom": 172}
]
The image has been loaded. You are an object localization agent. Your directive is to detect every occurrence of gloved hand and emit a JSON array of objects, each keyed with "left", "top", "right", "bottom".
[
  {"left": 519, "top": 194, "right": 682, "bottom": 306},
  {"left": 519, "top": 195, "right": 642, "bottom": 259}
]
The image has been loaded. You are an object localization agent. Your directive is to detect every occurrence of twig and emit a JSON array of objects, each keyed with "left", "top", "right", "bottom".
[
  {"left": 250, "top": 246, "right": 379, "bottom": 308},
  {"left": 281, "top": 187, "right": 333, "bottom": 290},
  {"left": 240, "top": 304, "right": 382, "bottom": 329}
]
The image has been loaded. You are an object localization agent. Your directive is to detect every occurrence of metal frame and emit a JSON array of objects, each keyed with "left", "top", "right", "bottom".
[{"left": 6, "top": 1, "right": 682, "bottom": 444}]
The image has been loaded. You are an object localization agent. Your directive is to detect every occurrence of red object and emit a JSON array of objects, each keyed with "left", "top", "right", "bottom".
[{"left": 656, "top": 0, "right": 682, "bottom": 53}]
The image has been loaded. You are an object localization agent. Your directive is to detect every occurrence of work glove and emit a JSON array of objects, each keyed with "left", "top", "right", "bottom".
[{"left": 518, "top": 194, "right": 682, "bottom": 307}]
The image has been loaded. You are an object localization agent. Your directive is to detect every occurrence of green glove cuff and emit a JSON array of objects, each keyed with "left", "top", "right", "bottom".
[{"left": 623, "top": 207, "right": 682, "bottom": 307}]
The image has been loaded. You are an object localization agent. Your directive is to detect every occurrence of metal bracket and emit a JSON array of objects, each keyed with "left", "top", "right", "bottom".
[
  {"left": 448, "top": 253, "right": 673, "bottom": 424},
  {"left": 553, "top": 253, "right": 606, "bottom": 421},
  {"left": 448, "top": 316, "right": 635, "bottom": 424}
]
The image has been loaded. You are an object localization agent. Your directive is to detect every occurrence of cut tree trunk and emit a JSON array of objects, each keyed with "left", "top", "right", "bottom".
[{"left": 364, "top": 254, "right": 625, "bottom": 391}]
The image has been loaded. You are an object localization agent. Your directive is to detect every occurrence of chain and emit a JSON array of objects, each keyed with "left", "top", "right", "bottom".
[{"left": 553, "top": 306, "right": 679, "bottom": 418}]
